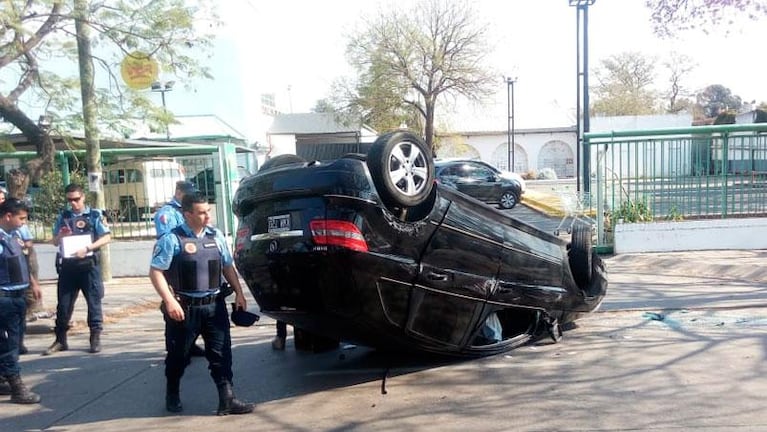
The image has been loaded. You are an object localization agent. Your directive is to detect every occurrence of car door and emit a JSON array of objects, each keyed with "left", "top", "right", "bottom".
[
  {"left": 462, "top": 163, "right": 501, "bottom": 203},
  {"left": 408, "top": 190, "right": 504, "bottom": 349}
]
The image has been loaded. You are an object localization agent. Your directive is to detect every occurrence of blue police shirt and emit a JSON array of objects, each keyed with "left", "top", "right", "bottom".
[
  {"left": 150, "top": 223, "right": 233, "bottom": 297},
  {"left": 153, "top": 199, "right": 184, "bottom": 239},
  {"left": 0, "top": 228, "right": 30, "bottom": 291},
  {"left": 16, "top": 225, "right": 32, "bottom": 242},
  {"left": 52, "top": 206, "right": 111, "bottom": 237}
]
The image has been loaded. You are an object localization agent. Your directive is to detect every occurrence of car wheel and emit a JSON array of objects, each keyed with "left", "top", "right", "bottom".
[
  {"left": 367, "top": 130, "right": 435, "bottom": 209},
  {"left": 260, "top": 154, "right": 306, "bottom": 172},
  {"left": 569, "top": 221, "right": 593, "bottom": 287},
  {"left": 499, "top": 191, "right": 519, "bottom": 209}
]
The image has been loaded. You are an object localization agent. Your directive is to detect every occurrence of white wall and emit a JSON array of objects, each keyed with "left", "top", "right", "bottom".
[{"left": 614, "top": 218, "right": 767, "bottom": 253}]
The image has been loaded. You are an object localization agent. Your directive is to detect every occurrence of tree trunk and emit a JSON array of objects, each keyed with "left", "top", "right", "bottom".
[{"left": 75, "top": 0, "right": 111, "bottom": 282}]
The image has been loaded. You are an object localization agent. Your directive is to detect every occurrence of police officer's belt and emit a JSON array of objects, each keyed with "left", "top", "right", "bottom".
[
  {"left": 0, "top": 289, "right": 25, "bottom": 297},
  {"left": 174, "top": 293, "right": 219, "bottom": 306}
]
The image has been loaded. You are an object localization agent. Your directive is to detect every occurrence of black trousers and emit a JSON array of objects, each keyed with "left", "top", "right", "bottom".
[
  {"left": 163, "top": 296, "right": 233, "bottom": 387},
  {"left": 0, "top": 294, "right": 25, "bottom": 376},
  {"left": 55, "top": 265, "right": 104, "bottom": 334}
]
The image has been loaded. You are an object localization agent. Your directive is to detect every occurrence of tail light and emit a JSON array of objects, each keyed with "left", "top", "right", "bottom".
[{"left": 310, "top": 219, "right": 368, "bottom": 252}]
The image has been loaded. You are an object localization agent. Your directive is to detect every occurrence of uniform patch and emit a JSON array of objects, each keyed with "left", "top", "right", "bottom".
[
  {"left": 184, "top": 242, "right": 197, "bottom": 254},
  {"left": 159, "top": 213, "right": 167, "bottom": 224},
  {"left": 75, "top": 219, "right": 87, "bottom": 229},
  {"left": 16, "top": 238, "right": 24, "bottom": 247}
]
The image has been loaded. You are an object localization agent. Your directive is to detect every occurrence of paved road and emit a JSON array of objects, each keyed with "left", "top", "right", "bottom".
[{"left": 3, "top": 205, "right": 767, "bottom": 431}]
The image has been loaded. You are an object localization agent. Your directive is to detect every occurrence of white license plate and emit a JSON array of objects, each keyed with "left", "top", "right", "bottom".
[{"left": 267, "top": 214, "right": 291, "bottom": 233}]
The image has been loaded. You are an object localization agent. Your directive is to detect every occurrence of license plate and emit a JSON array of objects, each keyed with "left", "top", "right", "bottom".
[{"left": 267, "top": 214, "right": 291, "bottom": 233}]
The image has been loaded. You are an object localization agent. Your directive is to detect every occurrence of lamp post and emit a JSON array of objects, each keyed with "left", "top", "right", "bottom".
[
  {"left": 569, "top": 0, "right": 595, "bottom": 193},
  {"left": 151, "top": 80, "right": 175, "bottom": 140},
  {"left": 506, "top": 77, "right": 517, "bottom": 172}
]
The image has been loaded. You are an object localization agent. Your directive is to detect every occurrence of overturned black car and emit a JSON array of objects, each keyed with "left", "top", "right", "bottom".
[{"left": 233, "top": 131, "right": 607, "bottom": 357}]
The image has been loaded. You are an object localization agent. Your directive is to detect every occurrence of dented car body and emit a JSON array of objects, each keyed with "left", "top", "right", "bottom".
[{"left": 233, "top": 131, "right": 607, "bottom": 357}]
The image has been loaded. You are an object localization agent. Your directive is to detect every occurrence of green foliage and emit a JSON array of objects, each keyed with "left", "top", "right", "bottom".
[
  {"left": 0, "top": 0, "right": 219, "bottom": 162},
  {"left": 665, "top": 205, "right": 685, "bottom": 222},
  {"left": 591, "top": 52, "right": 662, "bottom": 116},
  {"left": 696, "top": 84, "right": 743, "bottom": 119},
  {"left": 613, "top": 197, "right": 653, "bottom": 223},
  {"left": 33, "top": 170, "right": 86, "bottom": 229}
]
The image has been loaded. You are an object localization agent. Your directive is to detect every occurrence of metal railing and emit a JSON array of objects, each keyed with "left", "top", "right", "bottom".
[{"left": 585, "top": 123, "right": 767, "bottom": 248}]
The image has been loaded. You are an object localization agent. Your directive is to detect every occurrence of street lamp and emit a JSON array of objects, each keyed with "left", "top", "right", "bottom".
[
  {"left": 151, "top": 80, "right": 175, "bottom": 140},
  {"left": 569, "top": 0, "right": 595, "bottom": 193},
  {"left": 506, "top": 77, "right": 517, "bottom": 172}
]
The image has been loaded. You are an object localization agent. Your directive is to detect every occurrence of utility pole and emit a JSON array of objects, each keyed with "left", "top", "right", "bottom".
[{"left": 74, "top": 0, "right": 111, "bottom": 281}]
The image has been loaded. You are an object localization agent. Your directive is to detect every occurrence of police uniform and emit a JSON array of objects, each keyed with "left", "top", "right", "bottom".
[
  {"left": 51, "top": 207, "right": 110, "bottom": 342},
  {"left": 150, "top": 221, "right": 253, "bottom": 415},
  {"left": 0, "top": 226, "right": 40, "bottom": 404},
  {"left": 154, "top": 198, "right": 185, "bottom": 238},
  {"left": 15, "top": 224, "right": 33, "bottom": 355},
  {"left": 0, "top": 228, "right": 31, "bottom": 374}
]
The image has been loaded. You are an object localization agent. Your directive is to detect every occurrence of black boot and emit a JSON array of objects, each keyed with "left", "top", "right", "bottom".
[
  {"left": 89, "top": 329, "right": 102, "bottom": 354},
  {"left": 216, "top": 382, "right": 254, "bottom": 416},
  {"left": 5, "top": 374, "right": 41, "bottom": 404},
  {"left": 165, "top": 380, "right": 183, "bottom": 413},
  {"left": 43, "top": 332, "right": 68, "bottom": 356}
]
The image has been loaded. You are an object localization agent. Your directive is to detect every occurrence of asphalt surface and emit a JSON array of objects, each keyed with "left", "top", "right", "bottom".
[{"left": 3, "top": 203, "right": 767, "bottom": 431}]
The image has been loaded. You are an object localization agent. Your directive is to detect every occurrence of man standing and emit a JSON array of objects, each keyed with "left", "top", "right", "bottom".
[
  {"left": 44, "top": 184, "right": 111, "bottom": 355},
  {"left": 149, "top": 192, "right": 254, "bottom": 415},
  {"left": 0, "top": 198, "right": 41, "bottom": 404},
  {"left": 153, "top": 180, "right": 205, "bottom": 357},
  {"left": 154, "top": 180, "right": 196, "bottom": 238},
  {"left": 0, "top": 186, "right": 38, "bottom": 355}
]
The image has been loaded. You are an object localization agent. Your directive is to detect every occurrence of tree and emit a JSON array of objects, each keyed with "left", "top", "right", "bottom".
[
  {"left": 695, "top": 84, "right": 743, "bottom": 119},
  {"left": 646, "top": 0, "right": 767, "bottom": 37},
  {"left": 591, "top": 52, "right": 661, "bottom": 116},
  {"left": 343, "top": 0, "right": 498, "bottom": 152},
  {"left": 662, "top": 52, "right": 695, "bottom": 114},
  {"left": 0, "top": 0, "right": 216, "bottom": 184}
]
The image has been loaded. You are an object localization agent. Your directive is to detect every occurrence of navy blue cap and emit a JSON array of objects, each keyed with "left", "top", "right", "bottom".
[
  {"left": 175, "top": 180, "right": 196, "bottom": 194},
  {"left": 231, "top": 308, "right": 260, "bottom": 327}
]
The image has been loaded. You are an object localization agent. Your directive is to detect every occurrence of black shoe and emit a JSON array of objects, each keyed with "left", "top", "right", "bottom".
[
  {"left": 89, "top": 331, "right": 102, "bottom": 354},
  {"left": 189, "top": 344, "right": 205, "bottom": 357},
  {"left": 5, "top": 374, "right": 41, "bottom": 404},
  {"left": 271, "top": 336, "right": 286, "bottom": 351},
  {"left": 217, "top": 383, "right": 254, "bottom": 416},
  {"left": 43, "top": 340, "right": 68, "bottom": 356},
  {"left": 166, "top": 394, "right": 183, "bottom": 413},
  {"left": 19, "top": 344, "right": 28, "bottom": 355}
]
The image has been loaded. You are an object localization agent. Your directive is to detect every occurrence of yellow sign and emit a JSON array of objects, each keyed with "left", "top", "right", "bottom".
[{"left": 120, "top": 52, "right": 159, "bottom": 90}]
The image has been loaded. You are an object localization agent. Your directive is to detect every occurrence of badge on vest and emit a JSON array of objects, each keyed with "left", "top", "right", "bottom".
[
  {"left": 75, "top": 219, "right": 87, "bottom": 229},
  {"left": 203, "top": 242, "right": 217, "bottom": 248},
  {"left": 184, "top": 242, "right": 197, "bottom": 254}
]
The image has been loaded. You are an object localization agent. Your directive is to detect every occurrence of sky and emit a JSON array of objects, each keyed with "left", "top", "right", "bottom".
[{"left": 159, "top": 0, "right": 767, "bottom": 143}]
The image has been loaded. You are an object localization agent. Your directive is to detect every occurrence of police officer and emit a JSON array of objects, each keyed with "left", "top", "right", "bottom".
[
  {"left": 154, "top": 180, "right": 196, "bottom": 238},
  {"left": 44, "top": 184, "right": 111, "bottom": 355},
  {"left": 149, "top": 192, "right": 254, "bottom": 415},
  {"left": 0, "top": 198, "right": 41, "bottom": 404},
  {"left": 153, "top": 180, "right": 205, "bottom": 357},
  {"left": 0, "top": 186, "right": 38, "bottom": 355}
]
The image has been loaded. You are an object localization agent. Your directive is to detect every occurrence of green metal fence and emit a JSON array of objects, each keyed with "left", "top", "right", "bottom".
[
  {"left": 585, "top": 123, "right": 767, "bottom": 248},
  {"left": 1, "top": 142, "right": 255, "bottom": 241}
]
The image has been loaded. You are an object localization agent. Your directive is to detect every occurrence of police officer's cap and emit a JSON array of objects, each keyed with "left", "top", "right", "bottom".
[
  {"left": 231, "top": 308, "right": 260, "bottom": 327},
  {"left": 175, "top": 180, "right": 196, "bottom": 194}
]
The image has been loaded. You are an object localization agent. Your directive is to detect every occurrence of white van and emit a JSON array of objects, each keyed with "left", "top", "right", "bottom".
[{"left": 102, "top": 158, "right": 185, "bottom": 221}]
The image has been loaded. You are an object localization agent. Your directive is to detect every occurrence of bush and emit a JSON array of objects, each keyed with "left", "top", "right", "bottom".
[
  {"left": 536, "top": 168, "right": 558, "bottom": 180},
  {"left": 32, "top": 170, "right": 86, "bottom": 228}
]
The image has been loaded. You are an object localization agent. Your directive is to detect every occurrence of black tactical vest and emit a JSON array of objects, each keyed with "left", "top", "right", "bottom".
[
  {"left": 0, "top": 233, "right": 30, "bottom": 286},
  {"left": 164, "top": 227, "right": 222, "bottom": 294}
]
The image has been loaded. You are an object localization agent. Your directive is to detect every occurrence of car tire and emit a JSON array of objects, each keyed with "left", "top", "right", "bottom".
[
  {"left": 260, "top": 154, "right": 306, "bottom": 172},
  {"left": 367, "top": 130, "right": 435, "bottom": 209},
  {"left": 569, "top": 221, "right": 593, "bottom": 287},
  {"left": 499, "top": 191, "right": 519, "bottom": 209}
]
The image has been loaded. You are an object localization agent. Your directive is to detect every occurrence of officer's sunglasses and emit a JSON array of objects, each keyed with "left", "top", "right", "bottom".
[{"left": 66, "top": 195, "right": 83, "bottom": 202}]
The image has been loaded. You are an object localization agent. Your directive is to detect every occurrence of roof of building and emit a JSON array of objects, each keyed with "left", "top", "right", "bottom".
[{"left": 130, "top": 114, "right": 248, "bottom": 143}]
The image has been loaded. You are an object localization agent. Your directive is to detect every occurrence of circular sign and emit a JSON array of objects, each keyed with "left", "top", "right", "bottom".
[{"left": 120, "top": 51, "right": 159, "bottom": 90}]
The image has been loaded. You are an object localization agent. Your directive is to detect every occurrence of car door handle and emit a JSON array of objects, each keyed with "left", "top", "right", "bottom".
[{"left": 425, "top": 271, "right": 449, "bottom": 282}]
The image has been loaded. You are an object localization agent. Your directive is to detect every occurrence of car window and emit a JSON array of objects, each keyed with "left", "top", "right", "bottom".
[{"left": 466, "top": 164, "right": 493, "bottom": 181}]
